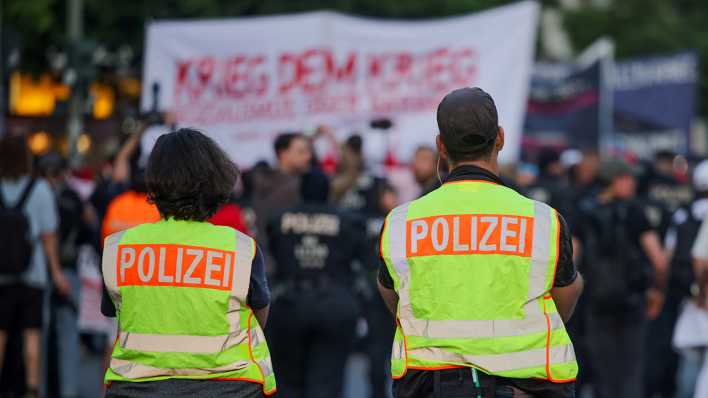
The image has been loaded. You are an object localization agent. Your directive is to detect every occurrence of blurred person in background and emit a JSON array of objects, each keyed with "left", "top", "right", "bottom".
[
  {"left": 100, "top": 164, "right": 160, "bottom": 242},
  {"left": 681, "top": 204, "right": 708, "bottom": 398},
  {"left": 38, "top": 153, "right": 97, "bottom": 398},
  {"left": 251, "top": 132, "right": 312, "bottom": 272},
  {"left": 363, "top": 182, "right": 399, "bottom": 398},
  {"left": 526, "top": 148, "right": 567, "bottom": 205},
  {"left": 649, "top": 159, "right": 708, "bottom": 398},
  {"left": 90, "top": 122, "right": 148, "bottom": 224},
  {"left": 208, "top": 192, "right": 252, "bottom": 235},
  {"left": 331, "top": 134, "right": 387, "bottom": 214},
  {"left": 90, "top": 155, "right": 126, "bottom": 225},
  {"left": 237, "top": 161, "right": 272, "bottom": 235},
  {"left": 641, "top": 150, "right": 693, "bottom": 214},
  {"left": 576, "top": 159, "right": 668, "bottom": 398},
  {"left": 565, "top": 150, "right": 600, "bottom": 252},
  {"left": 557, "top": 149, "right": 582, "bottom": 204},
  {"left": 556, "top": 151, "right": 599, "bottom": 395},
  {"left": 0, "top": 135, "right": 70, "bottom": 397},
  {"left": 565, "top": 149, "right": 601, "bottom": 256},
  {"left": 99, "top": 116, "right": 158, "bottom": 243},
  {"left": 513, "top": 163, "right": 539, "bottom": 193},
  {"left": 685, "top": 264, "right": 707, "bottom": 398},
  {"left": 101, "top": 128, "right": 275, "bottom": 397},
  {"left": 640, "top": 151, "right": 692, "bottom": 398},
  {"left": 559, "top": 149, "right": 582, "bottom": 172},
  {"left": 266, "top": 170, "right": 366, "bottom": 398},
  {"left": 379, "top": 184, "right": 399, "bottom": 218},
  {"left": 329, "top": 134, "right": 397, "bottom": 397},
  {"left": 638, "top": 151, "right": 693, "bottom": 240},
  {"left": 567, "top": 150, "right": 601, "bottom": 204},
  {"left": 410, "top": 145, "right": 441, "bottom": 197},
  {"left": 309, "top": 125, "right": 340, "bottom": 176}
]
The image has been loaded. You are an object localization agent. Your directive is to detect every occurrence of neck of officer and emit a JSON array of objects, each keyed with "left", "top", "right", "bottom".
[{"left": 448, "top": 157, "right": 500, "bottom": 177}]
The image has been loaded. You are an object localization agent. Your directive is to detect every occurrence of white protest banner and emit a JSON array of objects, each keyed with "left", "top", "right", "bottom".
[{"left": 142, "top": 1, "right": 539, "bottom": 165}]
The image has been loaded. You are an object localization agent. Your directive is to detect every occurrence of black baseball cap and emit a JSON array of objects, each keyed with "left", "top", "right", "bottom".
[{"left": 437, "top": 87, "right": 499, "bottom": 159}]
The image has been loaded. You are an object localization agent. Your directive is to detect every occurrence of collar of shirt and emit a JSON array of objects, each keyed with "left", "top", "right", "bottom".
[{"left": 443, "top": 164, "right": 506, "bottom": 186}]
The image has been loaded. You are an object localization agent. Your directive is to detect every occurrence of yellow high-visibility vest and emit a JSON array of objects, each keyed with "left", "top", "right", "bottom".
[
  {"left": 380, "top": 180, "right": 578, "bottom": 382},
  {"left": 102, "top": 219, "right": 276, "bottom": 395}
]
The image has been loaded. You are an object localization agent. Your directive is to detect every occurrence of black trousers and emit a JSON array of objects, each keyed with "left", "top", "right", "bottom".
[
  {"left": 586, "top": 314, "right": 645, "bottom": 398},
  {"left": 106, "top": 379, "right": 264, "bottom": 398},
  {"left": 365, "top": 293, "right": 395, "bottom": 398},
  {"left": 267, "top": 286, "right": 360, "bottom": 398},
  {"left": 644, "top": 291, "right": 683, "bottom": 397},
  {"left": 393, "top": 368, "right": 542, "bottom": 398}
]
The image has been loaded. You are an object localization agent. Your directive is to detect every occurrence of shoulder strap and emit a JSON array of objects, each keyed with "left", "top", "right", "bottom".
[{"left": 14, "top": 178, "right": 37, "bottom": 211}]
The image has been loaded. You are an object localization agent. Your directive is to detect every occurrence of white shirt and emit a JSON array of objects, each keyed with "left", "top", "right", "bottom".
[
  {"left": 665, "top": 199, "right": 708, "bottom": 253},
  {"left": 692, "top": 217, "right": 708, "bottom": 260}
]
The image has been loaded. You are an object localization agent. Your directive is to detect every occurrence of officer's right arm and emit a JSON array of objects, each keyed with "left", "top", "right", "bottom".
[
  {"left": 377, "top": 280, "right": 398, "bottom": 316},
  {"left": 377, "top": 220, "right": 398, "bottom": 316},
  {"left": 551, "top": 274, "right": 584, "bottom": 323},
  {"left": 376, "top": 249, "right": 399, "bottom": 316},
  {"left": 248, "top": 245, "right": 272, "bottom": 328},
  {"left": 254, "top": 305, "right": 270, "bottom": 328},
  {"left": 552, "top": 214, "right": 583, "bottom": 323}
]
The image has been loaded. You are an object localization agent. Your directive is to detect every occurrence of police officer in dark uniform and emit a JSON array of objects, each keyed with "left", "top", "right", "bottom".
[
  {"left": 266, "top": 170, "right": 366, "bottom": 398},
  {"left": 637, "top": 151, "right": 692, "bottom": 398},
  {"left": 575, "top": 159, "right": 668, "bottom": 398},
  {"left": 357, "top": 183, "right": 399, "bottom": 398},
  {"left": 638, "top": 151, "right": 693, "bottom": 239},
  {"left": 332, "top": 134, "right": 397, "bottom": 398}
]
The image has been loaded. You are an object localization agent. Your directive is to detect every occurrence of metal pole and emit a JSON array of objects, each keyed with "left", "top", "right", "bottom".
[
  {"left": 599, "top": 51, "right": 615, "bottom": 157},
  {"left": 66, "top": 0, "right": 83, "bottom": 164}
]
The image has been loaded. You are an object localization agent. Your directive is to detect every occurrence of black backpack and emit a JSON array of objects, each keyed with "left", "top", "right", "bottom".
[
  {"left": 0, "top": 178, "right": 37, "bottom": 275},
  {"left": 581, "top": 201, "right": 651, "bottom": 315},
  {"left": 668, "top": 205, "right": 703, "bottom": 297}
]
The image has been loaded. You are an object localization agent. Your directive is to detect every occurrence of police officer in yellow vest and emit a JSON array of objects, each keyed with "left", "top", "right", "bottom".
[
  {"left": 101, "top": 128, "right": 276, "bottom": 397},
  {"left": 377, "top": 88, "right": 584, "bottom": 398}
]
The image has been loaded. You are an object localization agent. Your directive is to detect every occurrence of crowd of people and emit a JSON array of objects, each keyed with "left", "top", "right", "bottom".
[{"left": 0, "top": 115, "right": 707, "bottom": 397}]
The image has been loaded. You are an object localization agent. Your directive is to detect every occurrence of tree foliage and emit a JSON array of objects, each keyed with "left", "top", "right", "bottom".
[
  {"left": 561, "top": 0, "right": 708, "bottom": 115},
  {"left": 4, "top": 0, "right": 708, "bottom": 114},
  {"left": 4, "top": 0, "right": 515, "bottom": 69}
]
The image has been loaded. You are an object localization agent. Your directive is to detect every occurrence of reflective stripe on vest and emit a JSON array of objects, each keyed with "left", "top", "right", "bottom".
[
  {"left": 383, "top": 182, "right": 577, "bottom": 382},
  {"left": 102, "top": 220, "right": 276, "bottom": 395},
  {"left": 116, "top": 330, "right": 250, "bottom": 353}
]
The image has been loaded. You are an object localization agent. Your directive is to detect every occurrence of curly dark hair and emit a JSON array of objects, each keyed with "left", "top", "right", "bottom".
[{"left": 145, "top": 128, "right": 239, "bottom": 221}]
